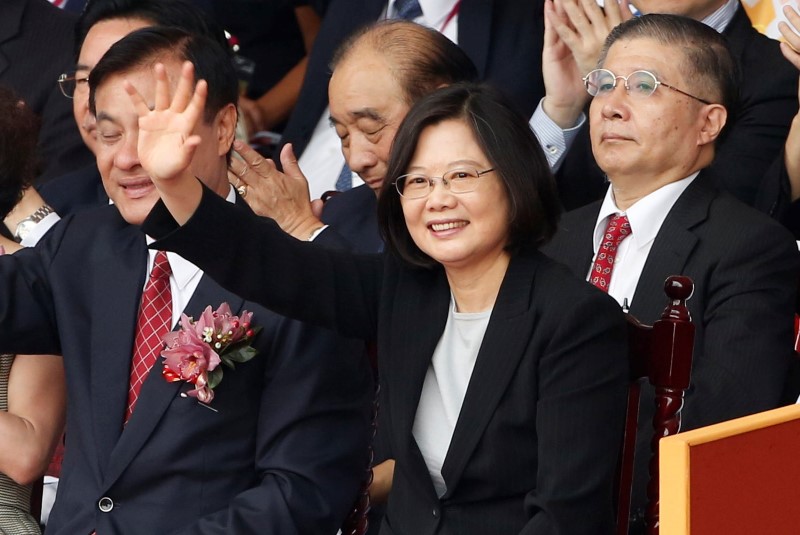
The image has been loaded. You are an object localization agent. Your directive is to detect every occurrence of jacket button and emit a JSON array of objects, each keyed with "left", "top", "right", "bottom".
[
  {"left": 432, "top": 508, "right": 439, "bottom": 518},
  {"left": 98, "top": 496, "right": 114, "bottom": 513}
]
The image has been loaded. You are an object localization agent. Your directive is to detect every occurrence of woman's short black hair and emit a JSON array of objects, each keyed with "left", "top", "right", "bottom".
[
  {"left": 378, "top": 83, "right": 560, "bottom": 268},
  {"left": 0, "top": 86, "right": 39, "bottom": 219}
]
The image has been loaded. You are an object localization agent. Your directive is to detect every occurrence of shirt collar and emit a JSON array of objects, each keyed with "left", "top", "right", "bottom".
[
  {"left": 702, "top": 0, "right": 738, "bottom": 34},
  {"left": 593, "top": 172, "right": 699, "bottom": 253},
  {"left": 145, "top": 184, "right": 236, "bottom": 290},
  {"left": 387, "top": 0, "right": 458, "bottom": 25}
]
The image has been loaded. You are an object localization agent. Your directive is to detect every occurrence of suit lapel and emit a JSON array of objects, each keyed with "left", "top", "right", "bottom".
[
  {"left": 440, "top": 251, "right": 541, "bottom": 497},
  {"left": 89, "top": 225, "right": 148, "bottom": 478},
  {"left": 102, "top": 201, "right": 248, "bottom": 488},
  {"left": 458, "top": 0, "right": 493, "bottom": 77},
  {"left": 723, "top": 4, "right": 753, "bottom": 63},
  {"left": 556, "top": 206, "right": 598, "bottom": 278},
  {"left": 629, "top": 175, "right": 714, "bottom": 320},
  {"left": 388, "top": 267, "right": 450, "bottom": 463}
]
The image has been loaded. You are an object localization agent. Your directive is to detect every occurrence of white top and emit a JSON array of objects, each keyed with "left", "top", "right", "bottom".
[
  {"left": 529, "top": 0, "right": 740, "bottom": 172},
  {"left": 588, "top": 173, "right": 697, "bottom": 307},
  {"left": 412, "top": 297, "right": 491, "bottom": 497},
  {"left": 298, "top": 0, "right": 460, "bottom": 199}
]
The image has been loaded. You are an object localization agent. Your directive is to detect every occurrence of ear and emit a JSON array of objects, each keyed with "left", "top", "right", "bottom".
[
  {"left": 212, "top": 102, "right": 238, "bottom": 157},
  {"left": 696, "top": 103, "right": 727, "bottom": 146}
]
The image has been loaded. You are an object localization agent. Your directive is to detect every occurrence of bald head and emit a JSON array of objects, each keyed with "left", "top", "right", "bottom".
[{"left": 331, "top": 20, "right": 477, "bottom": 107}]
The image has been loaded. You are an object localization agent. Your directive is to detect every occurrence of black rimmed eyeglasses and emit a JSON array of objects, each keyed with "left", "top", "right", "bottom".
[
  {"left": 394, "top": 167, "right": 495, "bottom": 199},
  {"left": 582, "top": 68, "right": 712, "bottom": 105},
  {"left": 57, "top": 72, "right": 90, "bottom": 99}
]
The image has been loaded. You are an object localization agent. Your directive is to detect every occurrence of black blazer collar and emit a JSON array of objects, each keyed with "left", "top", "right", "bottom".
[
  {"left": 440, "top": 248, "right": 542, "bottom": 498},
  {"left": 629, "top": 172, "right": 715, "bottom": 318}
]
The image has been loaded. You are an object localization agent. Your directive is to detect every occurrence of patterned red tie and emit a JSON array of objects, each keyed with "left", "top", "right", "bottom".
[
  {"left": 125, "top": 251, "right": 172, "bottom": 423},
  {"left": 589, "top": 214, "right": 632, "bottom": 292}
]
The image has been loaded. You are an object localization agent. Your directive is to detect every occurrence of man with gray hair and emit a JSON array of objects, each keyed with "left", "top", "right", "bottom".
[{"left": 542, "top": 14, "right": 800, "bottom": 532}]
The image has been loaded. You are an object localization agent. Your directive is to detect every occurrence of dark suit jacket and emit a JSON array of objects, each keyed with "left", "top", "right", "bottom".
[
  {"left": 39, "top": 163, "right": 108, "bottom": 217},
  {"left": 279, "top": 0, "right": 545, "bottom": 161},
  {"left": 318, "top": 184, "right": 383, "bottom": 253},
  {"left": 0, "top": 202, "right": 373, "bottom": 534},
  {"left": 145, "top": 187, "right": 630, "bottom": 535},
  {"left": 0, "top": 0, "right": 94, "bottom": 183},
  {"left": 542, "top": 172, "right": 800, "bottom": 524},
  {"left": 555, "top": 4, "right": 798, "bottom": 210}
]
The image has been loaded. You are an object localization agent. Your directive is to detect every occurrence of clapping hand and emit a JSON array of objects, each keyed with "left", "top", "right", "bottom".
[
  {"left": 542, "top": 0, "right": 632, "bottom": 127},
  {"left": 124, "top": 61, "right": 206, "bottom": 185},
  {"left": 779, "top": 5, "right": 800, "bottom": 71},
  {"left": 228, "top": 141, "right": 324, "bottom": 240}
]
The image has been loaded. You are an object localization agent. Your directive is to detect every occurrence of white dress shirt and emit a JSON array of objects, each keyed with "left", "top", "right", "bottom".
[
  {"left": 298, "top": 0, "right": 460, "bottom": 199},
  {"left": 589, "top": 173, "right": 697, "bottom": 307}
]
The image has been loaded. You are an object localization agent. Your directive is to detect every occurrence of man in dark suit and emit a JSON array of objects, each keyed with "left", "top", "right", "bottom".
[
  {"left": 279, "top": 0, "right": 545, "bottom": 199},
  {"left": 229, "top": 20, "right": 478, "bottom": 254},
  {"left": 541, "top": 14, "right": 800, "bottom": 532},
  {"left": 10, "top": 0, "right": 230, "bottom": 243},
  {"left": 537, "top": 0, "right": 797, "bottom": 211},
  {"left": 0, "top": 0, "right": 94, "bottom": 183},
  {"left": 0, "top": 26, "right": 372, "bottom": 534}
]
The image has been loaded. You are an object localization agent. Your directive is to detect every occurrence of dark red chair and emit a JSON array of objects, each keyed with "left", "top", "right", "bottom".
[{"left": 617, "top": 276, "right": 695, "bottom": 535}]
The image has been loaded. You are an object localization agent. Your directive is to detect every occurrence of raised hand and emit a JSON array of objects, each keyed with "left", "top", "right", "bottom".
[
  {"left": 779, "top": 5, "right": 800, "bottom": 71},
  {"left": 541, "top": 0, "right": 632, "bottom": 128},
  {"left": 228, "top": 141, "right": 325, "bottom": 240},
  {"left": 125, "top": 61, "right": 207, "bottom": 185}
]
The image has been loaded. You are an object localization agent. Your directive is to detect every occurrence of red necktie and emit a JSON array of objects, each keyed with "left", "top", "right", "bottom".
[
  {"left": 590, "top": 214, "right": 632, "bottom": 292},
  {"left": 125, "top": 251, "right": 172, "bottom": 423}
]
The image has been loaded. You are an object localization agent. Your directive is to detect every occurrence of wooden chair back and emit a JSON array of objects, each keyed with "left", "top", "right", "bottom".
[{"left": 617, "top": 275, "right": 695, "bottom": 535}]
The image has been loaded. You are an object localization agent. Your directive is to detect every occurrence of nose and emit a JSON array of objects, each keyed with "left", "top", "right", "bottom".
[
  {"left": 600, "top": 82, "right": 630, "bottom": 121},
  {"left": 114, "top": 133, "right": 141, "bottom": 171},
  {"left": 425, "top": 177, "right": 457, "bottom": 210},
  {"left": 346, "top": 134, "right": 379, "bottom": 175}
]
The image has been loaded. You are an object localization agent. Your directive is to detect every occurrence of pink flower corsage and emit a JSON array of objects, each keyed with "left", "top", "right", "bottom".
[{"left": 161, "top": 303, "right": 260, "bottom": 404}]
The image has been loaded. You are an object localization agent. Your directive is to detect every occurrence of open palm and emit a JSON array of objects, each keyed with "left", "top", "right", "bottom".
[{"left": 125, "top": 61, "right": 207, "bottom": 184}]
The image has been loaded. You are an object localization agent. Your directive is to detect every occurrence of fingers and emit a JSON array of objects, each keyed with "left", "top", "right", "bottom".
[
  {"left": 231, "top": 140, "right": 274, "bottom": 184},
  {"left": 124, "top": 79, "right": 152, "bottom": 118},
  {"left": 619, "top": 0, "right": 634, "bottom": 22},
  {"left": 599, "top": 0, "right": 623, "bottom": 28},
  {"left": 781, "top": 6, "right": 800, "bottom": 53},
  {"left": 310, "top": 198, "right": 324, "bottom": 219},
  {"left": 154, "top": 63, "right": 171, "bottom": 111},
  {"left": 279, "top": 143, "right": 307, "bottom": 182},
  {"left": 171, "top": 61, "right": 197, "bottom": 112},
  {"left": 781, "top": 42, "right": 800, "bottom": 71},
  {"left": 550, "top": 0, "right": 581, "bottom": 49}
]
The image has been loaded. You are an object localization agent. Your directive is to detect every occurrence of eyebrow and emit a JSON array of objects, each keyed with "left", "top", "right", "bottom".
[
  {"left": 95, "top": 111, "right": 117, "bottom": 123},
  {"left": 407, "top": 159, "right": 486, "bottom": 172},
  {"left": 328, "top": 107, "right": 385, "bottom": 127}
]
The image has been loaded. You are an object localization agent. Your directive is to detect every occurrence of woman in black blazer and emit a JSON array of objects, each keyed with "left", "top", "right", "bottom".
[{"left": 139, "top": 79, "right": 628, "bottom": 535}]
